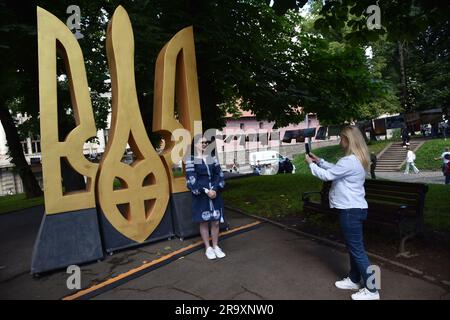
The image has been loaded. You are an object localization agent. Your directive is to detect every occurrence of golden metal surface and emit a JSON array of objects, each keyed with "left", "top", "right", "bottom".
[
  {"left": 38, "top": 7, "right": 99, "bottom": 214},
  {"left": 97, "top": 6, "right": 170, "bottom": 243},
  {"left": 153, "top": 26, "right": 202, "bottom": 194},
  {"left": 38, "top": 5, "right": 203, "bottom": 242}
]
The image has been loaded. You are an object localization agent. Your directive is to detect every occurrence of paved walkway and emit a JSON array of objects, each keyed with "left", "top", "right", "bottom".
[
  {"left": 376, "top": 170, "right": 446, "bottom": 185},
  {"left": 1, "top": 207, "right": 449, "bottom": 300},
  {"left": 93, "top": 221, "right": 449, "bottom": 300}
]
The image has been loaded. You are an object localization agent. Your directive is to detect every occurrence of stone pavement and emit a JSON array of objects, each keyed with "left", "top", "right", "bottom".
[
  {"left": 0, "top": 207, "right": 449, "bottom": 300},
  {"left": 376, "top": 170, "right": 446, "bottom": 185}
]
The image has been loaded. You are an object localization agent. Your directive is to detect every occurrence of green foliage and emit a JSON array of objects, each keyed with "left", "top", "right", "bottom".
[
  {"left": 315, "top": 1, "right": 450, "bottom": 114},
  {"left": 1, "top": 1, "right": 111, "bottom": 139},
  {"left": 1, "top": 0, "right": 403, "bottom": 139},
  {"left": 223, "top": 173, "right": 450, "bottom": 232},
  {"left": 3, "top": 0, "right": 445, "bottom": 160},
  {"left": 315, "top": 1, "right": 449, "bottom": 44}
]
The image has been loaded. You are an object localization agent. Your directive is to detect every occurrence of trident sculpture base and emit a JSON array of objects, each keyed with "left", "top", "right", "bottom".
[
  {"left": 34, "top": 5, "right": 205, "bottom": 274},
  {"left": 98, "top": 206, "right": 175, "bottom": 254},
  {"left": 31, "top": 208, "right": 104, "bottom": 275}
]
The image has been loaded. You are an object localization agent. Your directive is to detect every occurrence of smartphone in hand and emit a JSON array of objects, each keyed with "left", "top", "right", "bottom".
[{"left": 305, "top": 143, "right": 310, "bottom": 155}]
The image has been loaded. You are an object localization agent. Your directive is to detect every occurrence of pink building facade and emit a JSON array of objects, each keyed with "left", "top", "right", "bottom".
[{"left": 215, "top": 110, "right": 321, "bottom": 165}]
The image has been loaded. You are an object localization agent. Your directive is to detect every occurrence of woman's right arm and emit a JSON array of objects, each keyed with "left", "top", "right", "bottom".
[
  {"left": 309, "top": 157, "right": 352, "bottom": 181},
  {"left": 317, "top": 158, "right": 334, "bottom": 169},
  {"left": 309, "top": 153, "right": 334, "bottom": 169}
]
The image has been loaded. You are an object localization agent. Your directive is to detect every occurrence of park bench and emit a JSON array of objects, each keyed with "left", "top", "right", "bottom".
[{"left": 302, "top": 179, "right": 428, "bottom": 257}]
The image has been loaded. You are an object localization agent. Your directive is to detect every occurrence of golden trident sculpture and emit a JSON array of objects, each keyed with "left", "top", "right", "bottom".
[{"left": 38, "top": 6, "right": 202, "bottom": 243}]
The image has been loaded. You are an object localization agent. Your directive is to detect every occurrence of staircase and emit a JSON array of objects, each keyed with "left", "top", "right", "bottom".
[{"left": 375, "top": 139, "right": 425, "bottom": 172}]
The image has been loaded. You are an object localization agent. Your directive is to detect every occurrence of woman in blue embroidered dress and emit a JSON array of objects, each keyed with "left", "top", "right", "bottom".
[{"left": 185, "top": 135, "right": 226, "bottom": 260}]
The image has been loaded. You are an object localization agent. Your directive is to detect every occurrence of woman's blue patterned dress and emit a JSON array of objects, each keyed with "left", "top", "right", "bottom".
[{"left": 185, "top": 156, "right": 225, "bottom": 223}]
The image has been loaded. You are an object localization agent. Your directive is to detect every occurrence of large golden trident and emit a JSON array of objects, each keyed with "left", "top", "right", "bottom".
[{"left": 38, "top": 6, "right": 202, "bottom": 242}]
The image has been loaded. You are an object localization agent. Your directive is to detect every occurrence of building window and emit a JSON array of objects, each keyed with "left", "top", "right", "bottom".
[
  {"left": 259, "top": 122, "right": 264, "bottom": 129},
  {"left": 21, "top": 141, "right": 28, "bottom": 154},
  {"left": 240, "top": 123, "right": 245, "bottom": 130},
  {"left": 104, "top": 129, "right": 109, "bottom": 144},
  {"left": 31, "top": 140, "right": 41, "bottom": 154}
]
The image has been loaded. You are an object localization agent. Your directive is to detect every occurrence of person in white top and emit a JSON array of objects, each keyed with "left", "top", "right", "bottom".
[
  {"left": 305, "top": 126, "right": 379, "bottom": 300},
  {"left": 404, "top": 146, "right": 419, "bottom": 174}
]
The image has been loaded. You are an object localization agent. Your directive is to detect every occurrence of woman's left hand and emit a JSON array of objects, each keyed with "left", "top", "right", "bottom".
[
  {"left": 305, "top": 154, "right": 314, "bottom": 164},
  {"left": 208, "top": 190, "right": 217, "bottom": 199}
]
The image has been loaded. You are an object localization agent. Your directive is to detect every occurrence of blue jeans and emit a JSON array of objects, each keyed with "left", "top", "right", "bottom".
[
  {"left": 339, "top": 208, "right": 377, "bottom": 292},
  {"left": 445, "top": 174, "right": 450, "bottom": 185}
]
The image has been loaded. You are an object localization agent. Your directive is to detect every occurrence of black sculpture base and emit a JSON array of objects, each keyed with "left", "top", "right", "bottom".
[
  {"left": 98, "top": 205, "right": 175, "bottom": 254},
  {"left": 171, "top": 191, "right": 229, "bottom": 240},
  {"left": 31, "top": 208, "right": 104, "bottom": 275}
]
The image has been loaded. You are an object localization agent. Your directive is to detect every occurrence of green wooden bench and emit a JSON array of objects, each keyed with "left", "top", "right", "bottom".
[{"left": 302, "top": 179, "right": 428, "bottom": 257}]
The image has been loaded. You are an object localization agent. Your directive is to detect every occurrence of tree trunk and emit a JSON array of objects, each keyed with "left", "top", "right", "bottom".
[
  {"left": 0, "top": 104, "right": 43, "bottom": 198},
  {"left": 397, "top": 40, "right": 411, "bottom": 113}
]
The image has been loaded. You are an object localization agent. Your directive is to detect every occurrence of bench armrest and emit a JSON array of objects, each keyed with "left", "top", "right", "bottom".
[{"left": 302, "top": 191, "right": 322, "bottom": 202}]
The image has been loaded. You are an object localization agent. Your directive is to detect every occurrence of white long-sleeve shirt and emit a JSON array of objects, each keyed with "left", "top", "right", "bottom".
[
  {"left": 309, "top": 155, "right": 368, "bottom": 209},
  {"left": 406, "top": 150, "right": 415, "bottom": 163}
]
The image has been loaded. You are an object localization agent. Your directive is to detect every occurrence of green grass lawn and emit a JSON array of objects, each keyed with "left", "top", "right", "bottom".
[
  {"left": 292, "top": 139, "right": 393, "bottom": 175},
  {"left": 222, "top": 173, "right": 450, "bottom": 232},
  {"left": 412, "top": 138, "right": 449, "bottom": 171},
  {"left": 223, "top": 173, "right": 322, "bottom": 218},
  {"left": 423, "top": 184, "right": 450, "bottom": 231},
  {"left": 0, "top": 193, "right": 44, "bottom": 215}
]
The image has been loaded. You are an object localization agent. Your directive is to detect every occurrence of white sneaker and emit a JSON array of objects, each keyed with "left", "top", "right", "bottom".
[
  {"left": 213, "top": 246, "right": 226, "bottom": 259},
  {"left": 205, "top": 247, "right": 216, "bottom": 260},
  {"left": 351, "top": 288, "right": 380, "bottom": 300},
  {"left": 335, "top": 277, "right": 362, "bottom": 290}
]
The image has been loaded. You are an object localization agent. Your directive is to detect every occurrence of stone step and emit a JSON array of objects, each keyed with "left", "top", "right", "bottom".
[
  {"left": 381, "top": 152, "right": 407, "bottom": 154},
  {"left": 377, "top": 165, "right": 402, "bottom": 167},
  {"left": 375, "top": 166, "right": 400, "bottom": 169}
]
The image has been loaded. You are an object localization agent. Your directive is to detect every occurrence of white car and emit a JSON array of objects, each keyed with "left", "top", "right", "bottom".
[{"left": 249, "top": 150, "right": 295, "bottom": 174}]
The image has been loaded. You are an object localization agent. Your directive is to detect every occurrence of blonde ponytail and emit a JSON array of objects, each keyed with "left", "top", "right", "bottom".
[{"left": 340, "top": 126, "right": 370, "bottom": 171}]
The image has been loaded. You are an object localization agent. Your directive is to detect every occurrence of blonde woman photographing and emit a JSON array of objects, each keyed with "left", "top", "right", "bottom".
[{"left": 305, "top": 126, "right": 380, "bottom": 300}]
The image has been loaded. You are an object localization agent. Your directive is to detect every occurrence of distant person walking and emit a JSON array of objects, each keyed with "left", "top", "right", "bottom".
[
  {"left": 370, "top": 152, "right": 377, "bottom": 179},
  {"left": 231, "top": 158, "right": 240, "bottom": 173},
  {"left": 444, "top": 154, "right": 450, "bottom": 185},
  {"left": 434, "top": 147, "right": 450, "bottom": 176},
  {"left": 404, "top": 146, "right": 419, "bottom": 174},
  {"left": 401, "top": 125, "right": 410, "bottom": 147},
  {"left": 440, "top": 120, "right": 448, "bottom": 140},
  {"left": 305, "top": 126, "right": 380, "bottom": 300}
]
